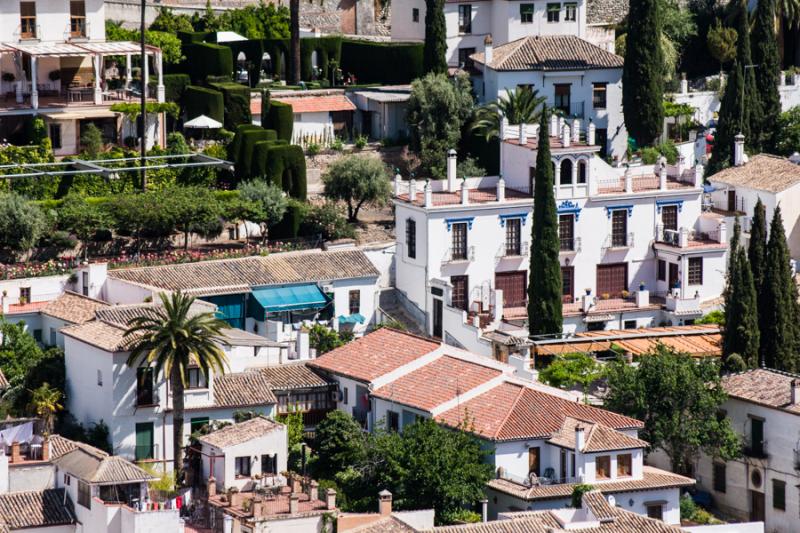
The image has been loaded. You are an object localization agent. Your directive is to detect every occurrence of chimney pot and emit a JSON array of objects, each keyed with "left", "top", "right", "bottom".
[
  {"left": 309, "top": 480, "right": 319, "bottom": 501},
  {"left": 42, "top": 438, "right": 49, "bottom": 462},
  {"left": 484, "top": 35, "right": 493, "bottom": 65},
  {"left": 480, "top": 499, "right": 488, "bottom": 523},
  {"left": 497, "top": 175, "right": 506, "bottom": 202},
  {"left": 10, "top": 442, "right": 20, "bottom": 464},
  {"left": 734, "top": 133, "right": 746, "bottom": 167},
  {"left": 447, "top": 149, "right": 458, "bottom": 192},
  {"left": 379, "top": 490, "right": 393, "bottom": 516},
  {"left": 575, "top": 425, "right": 586, "bottom": 452},
  {"left": 518, "top": 122, "right": 527, "bottom": 145},
  {"left": 424, "top": 180, "right": 433, "bottom": 207},
  {"left": 409, "top": 178, "right": 417, "bottom": 203},
  {"left": 461, "top": 178, "right": 469, "bottom": 205}
]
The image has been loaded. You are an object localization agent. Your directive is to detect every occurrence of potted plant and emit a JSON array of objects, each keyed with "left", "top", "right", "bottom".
[
  {"left": 621, "top": 290, "right": 630, "bottom": 299},
  {"left": 638, "top": 281, "right": 646, "bottom": 291},
  {"left": 601, "top": 293, "right": 610, "bottom": 300},
  {"left": 48, "top": 70, "right": 60, "bottom": 82},
  {"left": 584, "top": 287, "right": 591, "bottom": 296}
]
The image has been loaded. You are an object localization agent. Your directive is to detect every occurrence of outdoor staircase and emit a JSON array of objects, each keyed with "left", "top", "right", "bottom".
[{"left": 377, "top": 289, "right": 426, "bottom": 336}]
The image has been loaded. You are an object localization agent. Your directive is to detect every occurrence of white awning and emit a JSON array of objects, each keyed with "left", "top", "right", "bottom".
[
  {"left": 184, "top": 114, "right": 223, "bottom": 129},
  {"left": 1, "top": 41, "right": 159, "bottom": 57}
]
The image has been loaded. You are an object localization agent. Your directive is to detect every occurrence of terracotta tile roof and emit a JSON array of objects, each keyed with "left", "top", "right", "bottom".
[
  {"left": 197, "top": 416, "right": 284, "bottom": 449},
  {"left": 3, "top": 301, "right": 50, "bottom": 315},
  {"left": 273, "top": 94, "right": 355, "bottom": 114},
  {"left": 53, "top": 448, "right": 154, "bottom": 483},
  {"left": 208, "top": 485, "right": 329, "bottom": 519},
  {"left": 94, "top": 300, "right": 216, "bottom": 328},
  {"left": 61, "top": 319, "right": 130, "bottom": 352},
  {"left": 437, "top": 382, "right": 642, "bottom": 442},
  {"left": 396, "top": 187, "right": 532, "bottom": 207},
  {"left": 308, "top": 328, "right": 440, "bottom": 383},
  {"left": 260, "top": 362, "right": 335, "bottom": 390},
  {"left": 721, "top": 368, "right": 800, "bottom": 414},
  {"left": 0, "top": 489, "right": 75, "bottom": 530},
  {"left": 212, "top": 372, "right": 278, "bottom": 408},
  {"left": 709, "top": 154, "right": 800, "bottom": 193},
  {"left": 347, "top": 516, "right": 418, "bottom": 532},
  {"left": 486, "top": 466, "right": 694, "bottom": 502},
  {"left": 48, "top": 434, "right": 109, "bottom": 460},
  {"left": 40, "top": 291, "right": 109, "bottom": 324},
  {"left": 471, "top": 36, "right": 623, "bottom": 72},
  {"left": 547, "top": 417, "right": 648, "bottom": 452},
  {"left": 108, "top": 249, "right": 379, "bottom": 293},
  {"left": 372, "top": 355, "right": 502, "bottom": 411}
]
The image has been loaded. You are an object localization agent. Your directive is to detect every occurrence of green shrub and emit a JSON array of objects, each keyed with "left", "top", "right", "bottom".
[
  {"left": 271, "top": 199, "right": 307, "bottom": 239},
  {"left": 184, "top": 85, "right": 225, "bottom": 123},
  {"left": 640, "top": 141, "right": 679, "bottom": 165},
  {"left": 162, "top": 73, "right": 191, "bottom": 103},
  {"left": 228, "top": 124, "right": 263, "bottom": 162},
  {"left": 306, "top": 142, "right": 321, "bottom": 156},
  {"left": 301, "top": 202, "right": 354, "bottom": 240},
  {"left": 300, "top": 36, "right": 342, "bottom": 81},
  {"left": 354, "top": 135, "right": 367, "bottom": 149},
  {"left": 209, "top": 82, "right": 252, "bottom": 130},
  {"left": 264, "top": 144, "right": 306, "bottom": 199},
  {"left": 227, "top": 39, "right": 265, "bottom": 86},
  {"left": 264, "top": 100, "right": 293, "bottom": 141},
  {"left": 177, "top": 30, "right": 212, "bottom": 44},
  {"left": 237, "top": 129, "right": 276, "bottom": 180},
  {"left": 181, "top": 43, "right": 234, "bottom": 84},
  {"left": 251, "top": 138, "right": 286, "bottom": 179},
  {"left": 439, "top": 509, "right": 481, "bottom": 524},
  {"left": 340, "top": 40, "right": 424, "bottom": 84}
]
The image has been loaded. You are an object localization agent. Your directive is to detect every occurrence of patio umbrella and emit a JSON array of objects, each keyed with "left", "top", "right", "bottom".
[{"left": 184, "top": 115, "right": 223, "bottom": 129}]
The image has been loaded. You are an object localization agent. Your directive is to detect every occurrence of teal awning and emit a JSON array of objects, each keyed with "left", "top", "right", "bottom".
[
  {"left": 338, "top": 313, "right": 365, "bottom": 324},
  {"left": 251, "top": 284, "right": 328, "bottom": 313}
]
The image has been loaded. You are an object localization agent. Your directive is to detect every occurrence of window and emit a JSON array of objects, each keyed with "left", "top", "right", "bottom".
[
  {"left": 713, "top": 462, "right": 726, "bottom": 492},
  {"left": 561, "top": 267, "right": 574, "bottom": 303},
  {"left": 578, "top": 160, "right": 587, "bottom": 183},
  {"left": 190, "top": 417, "right": 209, "bottom": 434},
  {"left": 452, "top": 222, "right": 468, "bottom": 260},
  {"left": 96, "top": 370, "right": 102, "bottom": 387},
  {"left": 560, "top": 159, "right": 573, "bottom": 186},
  {"left": 661, "top": 205, "right": 678, "bottom": 232},
  {"left": 78, "top": 480, "right": 91, "bottom": 508},
  {"left": 343, "top": 387, "right": 349, "bottom": 405},
  {"left": 564, "top": 2, "right": 577, "bottom": 20},
  {"left": 773, "top": 479, "right": 786, "bottom": 510},
  {"left": 596, "top": 128, "right": 608, "bottom": 157},
  {"left": 82, "top": 271, "right": 89, "bottom": 296},
  {"left": 186, "top": 368, "right": 207, "bottom": 389},
  {"left": 235, "top": 456, "right": 251, "bottom": 477},
  {"left": 19, "top": 287, "right": 31, "bottom": 303},
  {"left": 592, "top": 83, "right": 607, "bottom": 109},
  {"left": 529, "top": 166, "right": 536, "bottom": 193},
  {"left": 33, "top": 329, "right": 42, "bottom": 342},
  {"left": 387, "top": 410, "right": 399, "bottom": 432},
  {"left": 657, "top": 259, "right": 666, "bottom": 281},
  {"left": 646, "top": 504, "right": 664, "bottom": 520},
  {"left": 559, "top": 214, "right": 574, "bottom": 251},
  {"left": 406, "top": 218, "right": 416, "bottom": 258},
  {"left": 261, "top": 453, "right": 278, "bottom": 474},
  {"left": 49, "top": 124, "right": 62, "bottom": 150},
  {"left": 520, "top": 3, "right": 534, "bottom": 23},
  {"left": 505, "top": 218, "right": 521, "bottom": 256},
  {"left": 49, "top": 327, "right": 57, "bottom": 346},
  {"left": 20, "top": 2, "right": 36, "bottom": 39},
  {"left": 458, "top": 47, "right": 476, "bottom": 70},
  {"left": 547, "top": 3, "right": 560, "bottom": 22},
  {"left": 412, "top": 7, "right": 419, "bottom": 22},
  {"left": 451, "top": 275, "right": 469, "bottom": 311},
  {"left": 554, "top": 84, "right": 571, "bottom": 115},
  {"left": 458, "top": 5, "right": 472, "bottom": 33},
  {"left": 64, "top": 474, "right": 71, "bottom": 485},
  {"left": 611, "top": 209, "right": 628, "bottom": 247},
  {"left": 70, "top": 1, "right": 86, "bottom": 37},
  {"left": 750, "top": 417, "right": 765, "bottom": 456},
  {"left": 617, "top": 453, "right": 632, "bottom": 477},
  {"left": 349, "top": 290, "right": 360, "bottom": 315},
  {"left": 688, "top": 257, "right": 703, "bottom": 285},
  {"left": 135, "top": 422, "right": 154, "bottom": 461},
  {"left": 624, "top": 320, "right": 636, "bottom": 329},
  {"left": 528, "top": 447, "right": 540, "bottom": 476},
  {"left": 136, "top": 367, "right": 156, "bottom": 406},
  {"left": 596, "top": 455, "right": 611, "bottom": 479}
]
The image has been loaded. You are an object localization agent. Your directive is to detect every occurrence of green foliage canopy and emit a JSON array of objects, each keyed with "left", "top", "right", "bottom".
[{"left": 322, "top": 156, "right": 391, "bottom": 222}]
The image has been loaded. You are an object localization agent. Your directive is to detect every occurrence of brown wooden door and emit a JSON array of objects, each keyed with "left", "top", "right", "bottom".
[
  {"left": 432, "top": 298, "right": 443, "bottom": 338},
  {"left": 728, "top": 190, "right": 736, "bottom": 212},
  {"left": 561, "top": 266, "right": 574, "bottom": 303},
  {"left": 669, "top": 262, "right": 679, "bottom": 289},
  {"left": 596, "top": 263, "right": 627, "bottom": 297},
  {"left": 495, "top": 271, "right": 527, "bottom": 308},
  {"left": 528, "top": 447, "right": 540, "bottom": 476},
  {"left": 451, "top": 275, "right": 469, "bottom": 310},
  {"left": 750, "top": 490, "right": 765, "bottom": 522}
]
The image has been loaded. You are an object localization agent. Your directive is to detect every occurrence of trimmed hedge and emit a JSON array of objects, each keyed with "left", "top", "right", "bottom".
[
  {"left": 177, "top": 31, "right": 213, "bottom": 45},
  {"left": 271, "top": 200, "right": 305, "bottom": 239},
  {"left": 264, "top": 144, "right": 306, "bottom": 199},
  {"left": 228, "top": 124, "right": 263, "bottom": 163},
  {"left": 251, "top": 138, "right": 287, "bottom": 179},
  {"left": 209, "top": 82, "right": 252, "bottom": 130},
  {"left": 184, "top": 86, "right": 224, "bottom": 123},
  {"left": 300, "top": 36, "right": 343, "bottom": 82},
  {"left": 340, "top": 40, "right": 424, "bottom": 84},
  {"left": 163, "top": 73, "right": 191, "bottom": 104},
  {"left": 263, "top": 100, "right": 293, "bottom": 141},
  {"left": 262, "top": 39, "right": 289, "bottom": 79},
  {"left": 227, "top": 39, "right": 264, "bottom": 87},
  {"left": 181, "top": 43, "right": 234, "bottom": 84},
  {"left": 239, "top": 130, "right": 275, "bottom": 180}
]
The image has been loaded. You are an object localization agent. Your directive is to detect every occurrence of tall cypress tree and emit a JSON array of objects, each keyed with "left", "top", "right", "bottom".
[
  {"left": 423, "top": 0, "right": 447, "bottom": 74},
  {"left": 751, "top": 0, "right": 781, "bottom": 152},
  {"left": 761, "top": 206, "right": 800, "bottom": 371},
  {"left": 708, "top": 62, "right": 744, "bottom": 174},
  {"left": 622, "top": 0, "right": 664, "bottom": 148},
  {"left": 723, "top": 220, "right": 760, "bottom": 368},
  {"left": 749, "top": 198, "right": 768, "bottom": 297},
  {"left": 528, "top": 107, "right": 562, "bottom": 336},
  {"left": 734, "top": 0, "right": 762, "bottom": 150}
]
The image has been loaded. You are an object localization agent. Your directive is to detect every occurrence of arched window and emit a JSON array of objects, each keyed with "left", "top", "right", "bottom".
[
  {"left": 578, "top": 160, "right": 587, "bottom": 184},
  {"left": 560, "top": 159, "right": 573, "bottom": 186}
]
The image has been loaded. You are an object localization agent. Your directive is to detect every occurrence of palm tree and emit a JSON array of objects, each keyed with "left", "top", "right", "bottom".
[
  {"left": 29, "top": 383, "right": 63, "bottom": 436},
  {"left": 124, "top": 291, "right": 229, "bottom": 475},
  {"left": 471, "top": 86, "right": 546, "bottom": 141},
  {"left": 290, "top": 0, "right": 301, "bottom": 84}
]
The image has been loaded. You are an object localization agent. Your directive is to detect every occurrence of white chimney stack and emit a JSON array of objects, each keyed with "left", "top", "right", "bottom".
[
  {"left": 461, "top": 178, "right": 469, "bottom": 205},
  {"left": 497, "top": 174, "right": 506, "bottom": 201},
  {"left": 550, "top": 113, "right": 558, "bottom": 137},
  {"left": 562, "top": 124, "right": 571, "bottom": 147},
  {"left": 571, "top": 119, "right": 580, "bottom": 143},
  {"left": 575, "top": 424, "right": 586, "bottom": 452},
  {"left": 734, "top": 133, "right": 746, "bottom": 167},
  {"left": 484, "top": 35, "right": 493, "bottom": 65},
  {"left": 587, "top": 120, "right": 596, "bottom": 146},
  {"left": 447, "top": 149, "right": 458, "bottom": 192},
  {"left": 518, "top": 122, "right": 527, "bottom": 145},
  {"left": 424, "top": 180, "right": 433, "bottom": 207},
  {"left": 409, "top": 177, "right": 417, "bottom": 203},
  {"left": 394, "top": 170, "right": 402, "bottom": 197}
]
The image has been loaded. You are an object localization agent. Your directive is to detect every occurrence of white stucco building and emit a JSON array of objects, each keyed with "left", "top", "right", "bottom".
[
  {"left": 392, "top": 122, "right": 728, "bottom": 355},
  {"left": 693, "top": 369, "right": 800, "bottom": 533},
  {"left": 309, "top": 328, "right": 693, "bottom": 525}
]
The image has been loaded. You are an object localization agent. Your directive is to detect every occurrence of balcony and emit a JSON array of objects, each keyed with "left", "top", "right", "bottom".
[
  {"left": 443, "top": 246, "right": 475, "bottom": 264},
  {"left": 743, "top": 439, "right": 767, "bottom": 459},
  {"left": 135, "top": 389, "right": 159, "bottom": 408},
  {"left": 498, "top": 241, "right": 529, "bottom": 258},
  {"left": 550, "top": 100, "right": 585, "bottom": 119},
  {"left": 655, "top": 225, "right": 727, "bottom": 251},
  {"left": 602, "top": 232, "right": 634, "bottom": 252},
  {"left": 560, "top": 236, "right": 581, "bottom": 253},
  {"left": 498, "top": 468, "right": 580, "bottom": 488}
]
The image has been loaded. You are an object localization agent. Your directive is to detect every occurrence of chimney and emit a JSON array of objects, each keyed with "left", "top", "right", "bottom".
[
  {"left": 309, "top": 480, "right": 319, "bottom": 501},
  {"left": 461, "top": 178, "right": 469, "bottom": 205},
  {"left": 550, "top": 113, "right": 558, "bottom": 137},
  {"left": 447, "top": 149, "right": 458, "bottom": 192},
  {"left": 41, "top": 438, "right": 49, "bottom": 462},
  {"left": 325, "top": 488, "right": 337, "bottom": 510},
  {"left": 484, "top": 35, "right": 493, "bottom": 65},
  {"left": 571, "top": 119, "right": 580, "bottom": 143},
  {"left": 659, "top": 164, "right": 667, "bottom": 191},
  {"left": 734, "top": 133, "right": 746, "bottom": 167},
  {"left": 562, "top": 124, "right": 571, "bottom": 147},
  {"left": 694, "top": 163, "right": 704, "bottom": 187},
  {"left": 207, "top": 476, "right": 217, "bottom": 497},
  {"left": 379, "top": 490, "right": 393, "bottom": 516},
  {"left": 10, "top": 442, "right": 20, "bottom": 464},
  {"left": 624, "top": 166, "right": 632, "bottom": 193},
  {"left": 792, "top": 379, "right": 800, "bottom": 405},
  {"left": 557, "top": 116, "right": 565, "bottom": 139},
  {"left": 409, "top": 177, "right": 417, "bottom": 203},
  {"left": 424, "top": 180, "right": 433, "bottom": 208},
  {"left": 496, "top": 175, "right": 506, "bottom": 201},
  {"left": 480, "top": 499, "right": 488, "bottom": 523},
  {"left": 289, "top": 493, "right": 299, "bottom": 515},
  {"left": 394, "top": 170, "right": 402, "bottom": 197},
  {"left": 575, "top": 424, "right": 586, "bottom": 452},
  {"left": 518, "top": 122, "right": 527, "bottom": 145},
  {"left": 587, "top": 120, "right": 596, "bottom": 146}
]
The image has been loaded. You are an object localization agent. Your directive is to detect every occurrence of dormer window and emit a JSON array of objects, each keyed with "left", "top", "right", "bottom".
[
  {"left": 617, "top": 453, "right": 632, "bottom": 477},
  {"left": 596, "top": 455, "right": 611, "bottom": 479}
]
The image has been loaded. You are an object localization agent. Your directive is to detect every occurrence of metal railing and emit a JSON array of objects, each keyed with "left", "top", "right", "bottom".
[
  {"left": 743, "top": 439, "right": 768, "bottom": 459},
  {"left": 443, "top": 246, "right": 475, "bottom": 263},
  {"left": 604, "top": 232, "right": 634, "bottom": 250},
  {"left": 499, "top": 241, "right": 529, "bottom": 258},
  {"left": 560, "top": 236, "right": 581, "bottom": 252},
  {"left": 550, "top": 100, "right": 585, "bottom": 119}
]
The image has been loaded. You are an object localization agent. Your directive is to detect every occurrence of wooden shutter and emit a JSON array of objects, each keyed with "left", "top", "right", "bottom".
[
  {"left": 495, "top": 271, "right": 527, "bottom": 308},
  {"left": 596, "top": 263, "right": 627, "bottom": 297},
  {"left": 561, "top": 266, "right": 574, "bottom": 303}
]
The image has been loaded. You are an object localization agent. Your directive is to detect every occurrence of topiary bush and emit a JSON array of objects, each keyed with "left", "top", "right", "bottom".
[
  {"left": 264, "top": 144, "right": 306, "bottom": 199},
  {"left": 226, "top": 39, "right": 264, "bottom": 86},
  {"left": 300, "top": 36, "right": 342, "bottom": 81},
  {"left": 181, "top": 43, "right": 234, "bottom": 84},
  {"left": 184, "top": 85, "right": 225, "bottom": 123},
  {"left": 177, "top": 31, "right": 212, "bottom": 45},
  {"left": 209, "top": 82, "right": 252, "bottom": 130},
  {"left": 271, "top": 199, "right": 307, "bottom": 239},
  {"left": 340, "top": 40, "right": 424, "bottom": 84},
  {"left": 263, "top": 100, "right": 293, "bottom": 141},
  {"left": 162, "top": 73, "right": 191, "bottom": 103}
]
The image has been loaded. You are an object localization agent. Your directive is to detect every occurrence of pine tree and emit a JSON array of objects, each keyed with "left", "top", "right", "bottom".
[
  {"left": 423, "top": 0, "right": 447, "bottom": 74},
  {"left": 751, "top": 0, "right": 782, "bottom": 152},
  {"left": 528, "top": 107, "right": 563, "bottom": 336},
  {"left": 761, "top": 206, "right": 800, "bottom": 371},
  {"left": 749, "top": 198, "right": 768, "bottom": 296},
  {"left": 709, "top": 62, "right": 744, "bottom": 174},
  {"left": 723, "top": 220, "right": 760, "bottom": 368},
  {"left": 734, "top": 0, "right": 762, "bottom": 150},
  {"left": 622, "top": 0, "right": 664, "bottom": 147}
]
